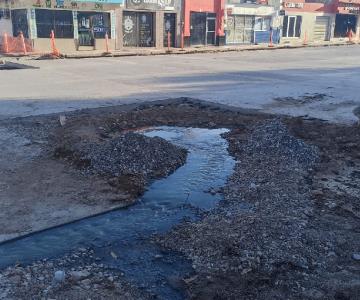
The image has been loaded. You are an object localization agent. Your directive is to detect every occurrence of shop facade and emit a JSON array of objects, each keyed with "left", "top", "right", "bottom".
[
  {"left": 117, "top": 0, "right": 182, "bottom": 49},
  {"left": 333, "top": 0, "right": 360, "bottom": 40},
  {"left": 183, "top": 0, "right": 225, "bottom": 47},
  {"left": 281, "top": 1, "right": 336, "bottom": 43},
  {"left": 225, "top": 1, "right": 279, "bottom": 45},
  {"left": 0, "top": 0, "right": 120, "bottom": 53}
]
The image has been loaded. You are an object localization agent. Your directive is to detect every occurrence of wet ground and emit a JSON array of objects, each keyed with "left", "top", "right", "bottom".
[{"left": 0, "top": 98, "right": 359, "bottom": 299}]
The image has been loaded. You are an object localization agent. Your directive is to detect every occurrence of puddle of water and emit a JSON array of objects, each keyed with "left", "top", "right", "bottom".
[{"left": 0, "top": 126, "right": 235, "bottom": 299}]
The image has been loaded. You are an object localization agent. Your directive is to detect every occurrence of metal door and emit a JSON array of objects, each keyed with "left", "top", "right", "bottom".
[
  {"left": 164, "top": 13, "right": 176, "bottom": 47},
  {"left": 206, "top": 17, "right": 216, "bottom": 45},
  {"left": 190, "top": 12, "right": 206, "bottom": 46},
  {"left": 123, "top": 11, "right": 138, "bottom": 47},
  {"left": 314, "top": 16, "right": 330, "bottom": 41},
  {"left": 228, "top": 15, "right": 254, "bottom": 44},
  {"left": 123, "top": 12, "right": 154, "bottom": 47},
  {"left": 138, "top": 12, "right": 154, "bottom": 47},
  {"left": 226, "top": 15, "right": 235, "bottom": 44}
]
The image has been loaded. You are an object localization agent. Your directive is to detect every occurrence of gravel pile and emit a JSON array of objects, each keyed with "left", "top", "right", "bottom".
[
  {"left": 239, "top": 119, "right": 319, "bottom": 168},
  {"left": 80, "top": 132, "right": 187, "bottom": 179},
  {"left": 0, "top": 248, "right": 149, "bottom": 300},
  {"left": 159, "top": 119, "right": 328, "bottom": 299}
]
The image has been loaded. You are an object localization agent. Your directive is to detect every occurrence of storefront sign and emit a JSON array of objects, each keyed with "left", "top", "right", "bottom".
[
  {"left": 284, "top": 2, "right": 304, "bottom": 8},
  {"left": 343, "top": 5, "right": 360, "bottom": 13},
  {"left": 126, "top": 0, "right": 175, "bottom": 11}
]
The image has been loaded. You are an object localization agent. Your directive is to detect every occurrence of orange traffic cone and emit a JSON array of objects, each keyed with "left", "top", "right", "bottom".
[
  {"left": 303, "top": 31, "right": 308, "bottom": 46},
  {"left": 268, "top": 30, "right": 274, "bottom": 48},
  {"left": 19, "top": 31, "right": 27, "bottom": 55},
  {"left": 3, "top": 33, "right": 9, "bottom": 53},
  {"left": 50, "top": 30, "right": 60, "bottom": 57}
]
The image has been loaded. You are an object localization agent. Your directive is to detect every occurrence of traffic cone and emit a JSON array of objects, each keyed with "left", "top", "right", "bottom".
[
  {"left": 3, "top": 33, "right": 9, "bottom": 53},
  {"left": 50, "top": 30, "right": 60, "bottom": 57},
  {"left": 105, "top": 32, "right": 110, "bottom": 53},
  {"left": 19, "top": 31, "right": 27, "bottom": 55},
  {"left": 268, "top": 30, "right": 274, "bottom": 48},
  {"left": 303, "top": 31, "right": 308, "bottom": 46}
]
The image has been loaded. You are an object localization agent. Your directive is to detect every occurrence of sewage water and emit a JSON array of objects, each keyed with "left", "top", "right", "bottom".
[{"left": 0, "top": 126, "right": 235, "bottom": 299}]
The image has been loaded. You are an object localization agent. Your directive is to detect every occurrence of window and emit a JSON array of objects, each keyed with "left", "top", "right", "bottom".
[
  {"left": 77, "top": 12, "right": 111, "bottom": 39},
  {"left": 36, "top": 9, "right": 73, "bottom": 38},
  {"left": 282, "top": 15, "right": 302, "bottom": 37},
  {"left": 11, "top": 9, "right": 29, "bottom": 38},
  {"left": 254, "top": 17, "right": 271, "bottom": 31},
  {"left": 0, "top": 8, "right": 10, "bottom": 20}
]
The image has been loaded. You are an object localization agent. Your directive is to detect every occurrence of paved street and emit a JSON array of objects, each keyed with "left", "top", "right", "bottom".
[{"left": 1, "top": 45, "right": 359, "bottom": 123}]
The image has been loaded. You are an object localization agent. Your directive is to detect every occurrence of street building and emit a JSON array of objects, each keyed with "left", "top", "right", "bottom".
[
  {"left": 183, "top": 0, "right": 225, "bottom": 47},
  {"left": 225, "top": 0, "right": 281, "bottom": 45},
  {"left": 0, "top": 0, "right": 120, "bottom": 52},
  {"left": 118, "top": 0, "right": 182, "bottom": 49}
]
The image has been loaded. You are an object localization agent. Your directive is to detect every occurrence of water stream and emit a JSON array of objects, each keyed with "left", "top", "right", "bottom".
[{"left": 0, "top": 126, "right": 235, "bottom": 299}]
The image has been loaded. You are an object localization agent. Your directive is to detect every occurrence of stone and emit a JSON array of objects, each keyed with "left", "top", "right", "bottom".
[
  {"left": 352, "top": 253, "right": 360, "bottom": 261},
  {"left": 54, "top": 270, "right": 65, "bottom": 283},
  {"left": 69, "top": 270, "right": 91, "bottom": 281}
]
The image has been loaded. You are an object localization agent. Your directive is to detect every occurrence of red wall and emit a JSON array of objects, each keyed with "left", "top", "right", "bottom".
[{"left": 183, "top": 0, "right": 225, "bottom": 37}]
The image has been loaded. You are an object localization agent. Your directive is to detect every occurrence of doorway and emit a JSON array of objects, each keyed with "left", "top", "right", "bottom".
[
  {"left": 334, "top": 14, "right": 357, "bottom": 38},
  {"left": 164, "top": 13, "right": 176, "bottom": 47},
  {"left": 123, "top": 11, "right": 154, "bottom": 47},
  {"left": 190, "top": 12, "right": 216, "bottom": 46}
]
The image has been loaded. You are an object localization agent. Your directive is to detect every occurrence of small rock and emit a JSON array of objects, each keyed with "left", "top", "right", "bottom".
[
  {"left": 69, "top": 270, "right": 91, "bottom": 281},
  {"left": 54, "top": 270, "right": 65, "bottom": 283},
  {"left": 352, "top": 253, "right": 360, "bottom": 261}
]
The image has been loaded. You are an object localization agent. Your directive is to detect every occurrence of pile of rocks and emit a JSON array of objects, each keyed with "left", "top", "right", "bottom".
[
  {"left": 80, "top": 132, "right": 187, "bottom": 179},
  {"left": 0, "top": 248, "right": 149, "bottom": 300},
  {"left": 159, "top": 119, "right": 327, "bottom": 299}
]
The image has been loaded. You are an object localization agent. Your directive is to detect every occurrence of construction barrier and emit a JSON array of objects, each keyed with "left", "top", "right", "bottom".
[{"left": 0, "top": 32, "right": 33, "bottom": 55}]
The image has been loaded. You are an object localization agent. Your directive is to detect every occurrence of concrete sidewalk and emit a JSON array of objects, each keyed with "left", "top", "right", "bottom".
[
  {"left": 63, "top": 40, "right": 358, "bottom": 59},
  {"left": 2, "top": 40, "right": 357, "bottom": 59}
]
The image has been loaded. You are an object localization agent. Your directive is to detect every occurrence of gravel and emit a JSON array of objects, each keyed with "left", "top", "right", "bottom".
[
  {"left": 0, "top": 248, "right": 150, "bottom": 300},
  {"left": 80, "top": 132, "right": 187, "bottom": 179}
]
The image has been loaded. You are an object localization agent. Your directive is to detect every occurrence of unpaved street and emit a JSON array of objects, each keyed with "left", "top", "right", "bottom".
[{"left": 1, "top": 45, "right": 360, "bottom": 123}]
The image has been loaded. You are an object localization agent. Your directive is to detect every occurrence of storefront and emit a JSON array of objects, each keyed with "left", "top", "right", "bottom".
[
  {"left": 0, "top": 0, "right": 120, "bottom": 53},
  {"left": 334, "top": 0, "right": 360, "bottom": 39},
  {"left": 281, "top": 1, "right": 335, "bottom": 43},
  {"left": 120, "top": 0, "right": 181, "bottom": 48},
  {"left": 225, "top": 3, "right": 277, "bottom": 45},
  {"left": 183, "top": 0, "right": 225, "bottom": 47}
]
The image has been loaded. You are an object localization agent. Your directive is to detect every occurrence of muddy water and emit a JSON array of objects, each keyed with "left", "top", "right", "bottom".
[{"left": 0, "top": 127, "right": 235, "bottom": 299}]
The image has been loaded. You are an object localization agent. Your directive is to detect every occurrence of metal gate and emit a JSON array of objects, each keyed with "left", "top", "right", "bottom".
[
  {"left": 226, "top": 15, "right": 254, "bottom": 44},
  {"left": 123, "top": 11, "right": 154, "bottom": 47},
  {"left": 314, "top": 16, "right": 330, "bottom": 41},
  {"left": 190, "top": 12, "right": 216, "bottom": 46},
  {"left": 164, "top": 13, "right": 176, "bottom": 47}
]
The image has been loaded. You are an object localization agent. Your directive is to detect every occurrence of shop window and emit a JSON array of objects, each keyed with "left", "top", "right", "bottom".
[
  {"left": 11, "top": 9, "right": 29, "bottom": 38},
  {"left": 282, "top": 15, "right": 302, "bottom": 38},
  {"left": 0, "top": 8, "right": 10, "bottom": 20},
  {"left": 36, "top": 9, "right": 73, "bottom": 38},
  {"left": 254, "top": 17, "right": 271, "bottom": 31},
  {"left": 77, "top": 12, "right": 111, "bottom": 39}
]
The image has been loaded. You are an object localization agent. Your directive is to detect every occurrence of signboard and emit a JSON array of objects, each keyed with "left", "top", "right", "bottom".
[
  {"left": 284, "top": 2, "right": 304, "bottom": 8},
  {"left": 126, "top": 0, "right": 175, "bottom": 10},
  {"left": 75, "top": 0, "right": 123, "bottom": 3}
]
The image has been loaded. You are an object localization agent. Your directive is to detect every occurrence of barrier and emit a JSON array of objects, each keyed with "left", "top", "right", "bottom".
[
  {"left": 303, "top": 31, "right": 308, "bottom": 46},
  {"left": 105, "top": 33, "right": 110, "bottom": 53},
  {"left": 0, "top": 32, "right": 33, "bottom": 55},
  {"left": 50, "top": 30, "right": 60, "bottom": 57},
  {"left": 268, "top": 30, "right": 274, "bottom": 48},
  {"left": 167, "top": 31, "right": 171, "bottom": 52}
]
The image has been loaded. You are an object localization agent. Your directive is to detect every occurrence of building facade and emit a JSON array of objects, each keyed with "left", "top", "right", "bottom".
[
  {"left": 281, "top": 0, "right": 360, "bottom": 43},
  {"left": 0, "top": 0, "right": 121, "bottom": 53},
  {"left": 225, "top": 0, "right": 281, "bottom": 45},
  {"left": 117, "top": 0, "right": 182, "bottom": 49},
  {"left": 183, "top": 0, "right": 225, "bottom": 47}
]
